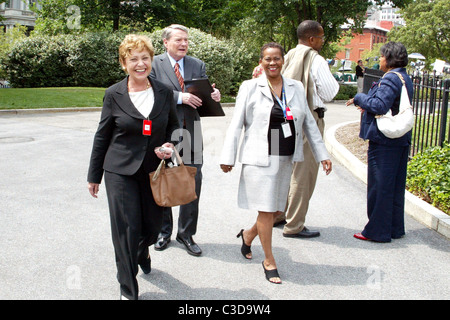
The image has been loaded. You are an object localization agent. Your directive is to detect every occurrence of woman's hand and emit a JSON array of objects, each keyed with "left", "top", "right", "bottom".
[
  {"left": 321, "top": 160, "right": 332, "bottom": 175},
  {"left": 220, "top": 164, "right": 233, "bottom": 173},
  {"left": 346, "top": 98, "right": 365, "bottom": 114},
  {"left": 88, "top": 182, "right": 100, "bottom": 198},
  {"left": 154, "top": 142, "right": 175, "bottom": 160}
]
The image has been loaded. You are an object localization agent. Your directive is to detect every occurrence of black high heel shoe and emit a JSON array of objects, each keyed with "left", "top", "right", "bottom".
[
  {"left": 262, "top": 261, "right": 281, "bottom": 284},
  {"left": 237, "top": 229, "right": 252, "bottom": 259}
]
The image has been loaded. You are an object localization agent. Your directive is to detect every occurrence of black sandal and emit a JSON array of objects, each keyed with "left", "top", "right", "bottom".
[
  {"left": 262, "top": 261, "right": 281, "bottom": 284},
  {"left": 237, "top": 229, "right": 252, "bottom": 259}
]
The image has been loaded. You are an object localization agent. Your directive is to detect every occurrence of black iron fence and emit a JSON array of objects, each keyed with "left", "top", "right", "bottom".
[
  {"left": 363, "top": 69, "right": 450, "bottom": 157},
  {"left": 410, "top": 72, "right": 450, "bottom": 156}
]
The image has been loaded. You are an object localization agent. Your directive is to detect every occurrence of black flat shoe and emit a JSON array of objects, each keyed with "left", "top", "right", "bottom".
[
  {"left": 139, "top": 255, "right": 151, "bottom": 274},
  {"left": 262, "top": 262, "right": 281, "bottom": 284},
  {"left": 237, "top": 229, "right": 252, "bottom": 259}
]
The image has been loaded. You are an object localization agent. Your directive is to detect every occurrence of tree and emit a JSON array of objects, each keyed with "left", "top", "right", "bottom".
[
  {"left": 31, "top": 0, "right": 180, "bottom": 34},
  {"left": 244, "top": 0, "right": 411, "bottom": 56},
  {"left": 389, "top": 0, "right": 449, "bottom": 64}
]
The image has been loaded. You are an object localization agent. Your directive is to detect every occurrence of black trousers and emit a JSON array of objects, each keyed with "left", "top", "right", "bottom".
[
  {"left": 104, "top": 167, "right": 163, "bottom": 300},
  {"left": 158, "top": 163, "right": 203, "bottom": 239}
]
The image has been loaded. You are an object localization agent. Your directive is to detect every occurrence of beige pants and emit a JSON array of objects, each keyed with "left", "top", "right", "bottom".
[{"left": 276, "top": 113, "right": 325, "bottom": 234}]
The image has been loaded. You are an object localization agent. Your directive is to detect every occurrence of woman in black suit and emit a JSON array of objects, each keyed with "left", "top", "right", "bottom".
[{"left": 87, "top": 34, "right": 179, "bottom": 300}]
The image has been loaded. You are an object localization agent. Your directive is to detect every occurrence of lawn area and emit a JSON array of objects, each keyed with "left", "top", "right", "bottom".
[{"left": 0, "top": 87, "right": 106, "bottom": 109}]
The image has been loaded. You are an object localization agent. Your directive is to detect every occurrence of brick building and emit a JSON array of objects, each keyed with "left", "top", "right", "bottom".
[
  {"left": 335, "top": 2, "right": 404, "bottom": 63},
  {"left": 335, "top": 21, "right": 391, "bottom": 62}
]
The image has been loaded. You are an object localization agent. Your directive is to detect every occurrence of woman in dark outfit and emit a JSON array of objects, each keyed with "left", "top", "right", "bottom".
[
  {"left": 346, "top": 42, "right": 413, "bottom": 242},
  {"left": 87, "top": 34, "right": 179, "bottom": 299}
]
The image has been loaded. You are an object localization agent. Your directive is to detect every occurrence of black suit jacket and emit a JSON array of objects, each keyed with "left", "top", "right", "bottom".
[
  {"left": 87, "top": 76, "right": 180, "bottom": 184},
  {"left": 150, "top": 53, "right": 207, "bottom": 164}
]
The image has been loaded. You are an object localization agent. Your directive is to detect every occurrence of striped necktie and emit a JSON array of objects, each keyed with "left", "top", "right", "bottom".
[{"left": 174, "top": 62, "right": 184, "bottom": 92}]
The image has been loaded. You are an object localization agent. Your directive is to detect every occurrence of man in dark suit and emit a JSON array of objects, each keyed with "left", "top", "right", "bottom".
[{"left": 150, "top": 24, "right": 221, "bottom": 256}]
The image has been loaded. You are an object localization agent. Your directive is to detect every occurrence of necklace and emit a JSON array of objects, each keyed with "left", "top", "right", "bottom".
[{"left": 128, "top": 79, "right": 151, "bottom": 92}]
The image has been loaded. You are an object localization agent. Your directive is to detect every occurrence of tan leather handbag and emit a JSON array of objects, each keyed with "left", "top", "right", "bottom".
[{"left": 149, "top": 148, "right": 197, "bottom": 207}]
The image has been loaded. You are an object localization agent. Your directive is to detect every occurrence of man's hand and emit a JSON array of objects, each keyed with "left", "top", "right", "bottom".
[
  {"left": 211, "top": 83, "right": 221, "bottom": 102},
  {"left": 182, "top": 92, "right": 202, "bottom": 109}
]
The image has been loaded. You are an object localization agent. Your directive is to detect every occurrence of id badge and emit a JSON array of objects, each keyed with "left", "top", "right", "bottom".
[
  {"left": 285, "top": 106, "right": 294, "bottom": 120},
  {"left": 281, "top": 122, "right": 292, "bottom": 138},
  {"left": 142, "top": 119, "right": 152, "bottom": 136}
]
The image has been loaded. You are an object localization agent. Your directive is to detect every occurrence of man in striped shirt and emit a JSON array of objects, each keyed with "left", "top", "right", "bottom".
[{"left": 275, "top": 20, "right": 339, "bottom": 238}]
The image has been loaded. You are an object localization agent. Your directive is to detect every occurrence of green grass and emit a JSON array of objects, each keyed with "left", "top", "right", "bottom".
[
  {"left": 0, "top": 87, "right": 106, "bottom": 109},
  {"left": 0, "top": 87, "right": 236, "bottom": 109}
]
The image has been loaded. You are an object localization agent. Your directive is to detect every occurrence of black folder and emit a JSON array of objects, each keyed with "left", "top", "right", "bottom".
[{"left": 184, "top": 78, "right": 225, "bottom": 117}]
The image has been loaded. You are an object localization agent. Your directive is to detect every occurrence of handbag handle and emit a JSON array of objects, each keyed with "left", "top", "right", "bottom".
[
  {"left": 151, "top": 146, "right": 184, "bottom": 181},
  {"left": 379, "top": 71, "right": 405, "bottom": 86},
  {"left": 375, "top": 71, "right": 412, "bottom": 118}
]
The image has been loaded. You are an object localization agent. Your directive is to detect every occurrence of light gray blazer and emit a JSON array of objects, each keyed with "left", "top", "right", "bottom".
[{"left": 220, "top": 75, "right": 329, "bottom": 167}]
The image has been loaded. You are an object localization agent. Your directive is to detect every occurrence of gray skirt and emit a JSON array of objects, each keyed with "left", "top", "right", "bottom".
[{"left": 238, "top": 155, "right": 293, "bottom": 212}]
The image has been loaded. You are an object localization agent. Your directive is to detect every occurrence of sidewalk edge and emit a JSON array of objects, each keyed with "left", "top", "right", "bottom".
[{"left": 325, "top": 120, "right": 449, "bottom": 240}]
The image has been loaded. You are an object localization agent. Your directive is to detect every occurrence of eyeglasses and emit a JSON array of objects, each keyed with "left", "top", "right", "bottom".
[{"left": 312, "top": 35, "right": 325, "bottom": 40}]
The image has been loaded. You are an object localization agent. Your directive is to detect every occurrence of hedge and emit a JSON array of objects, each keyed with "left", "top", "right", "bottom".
[
  {"left": 2, "top": 29, "right": 255, "bottom": 94},
  {"left": 334, "top": 84, "right": 357, "bottom": 100},
  {"left": 407, "top": 143, "right": 450, "bottom": 214}
]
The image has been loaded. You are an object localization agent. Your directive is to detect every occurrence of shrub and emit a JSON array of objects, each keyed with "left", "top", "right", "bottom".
[
  {"left": 4, "top": 29, "right": 254, "bottom": 94},
  {"left": 70, "top": 32, "right": 126, "bottom": 88},
  {"left": 407, "top": 143, "right": 450, "bottom": 214},
  {"left": 334, "top": 84, "right": 357, "bottom": 100},
  {"left": 6, "top": 35, "right": 75, "bottom": 87}
]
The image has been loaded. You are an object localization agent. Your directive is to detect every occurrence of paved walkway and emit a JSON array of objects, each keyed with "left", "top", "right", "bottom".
[{"left": 0, "top": 103, "right": 448, "bottom": 300}]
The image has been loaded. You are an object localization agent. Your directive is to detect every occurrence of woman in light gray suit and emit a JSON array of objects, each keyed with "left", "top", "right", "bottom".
[{"left": 220, "top": 43, "right": 332, "bottom": 284}]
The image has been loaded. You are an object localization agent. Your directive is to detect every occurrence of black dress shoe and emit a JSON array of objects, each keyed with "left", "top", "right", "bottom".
[
  {"left": 283, "top": 227, "right": 320, "bottom": 238},
  {"left": 155, "top": 237, "right": 171, "bottom": 251},
  {"left": 176, "top": 235, "right": 202, "bottom": 256}
]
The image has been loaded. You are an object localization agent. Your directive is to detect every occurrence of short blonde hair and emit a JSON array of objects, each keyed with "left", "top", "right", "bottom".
[{"left": 119, "top": 34, "right": 154, "bottom": 67}]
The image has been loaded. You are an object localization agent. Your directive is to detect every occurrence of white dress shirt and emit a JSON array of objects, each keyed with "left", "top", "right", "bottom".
[
  {"left": 129, "top": 88, "right": 154, "bottom": 118},
  {"left": 310, "top": 55, "right": 339, "bottom": 111}
]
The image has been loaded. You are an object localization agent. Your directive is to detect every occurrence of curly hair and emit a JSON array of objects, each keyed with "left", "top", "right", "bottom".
[
  {"left": 119, "top": 34, "right": 154, "bottom": 68},
  {"left": 380, "top": 42, "right": 409, "bottom": 69}
]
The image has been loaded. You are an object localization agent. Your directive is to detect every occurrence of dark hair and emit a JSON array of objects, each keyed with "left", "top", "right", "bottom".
[
  {"left": 380, "top": 42, "right": 409, "bottom": 68},
  {"left": 297, "top": 20, "right": 323, "bottom": 40},
  {"left": 260, "top": 42, "right": 285, "bottom": 59}
]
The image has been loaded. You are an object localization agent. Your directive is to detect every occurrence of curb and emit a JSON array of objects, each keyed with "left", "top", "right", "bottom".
[
  {"left": 0, "top": 104, "right": 238, "bottom": 115},
  {"left": 325, "top": 120, "right": 450, "bottom": 240},
  {"left": 0, "top": 107, "right": 102, "bottom": 115}
]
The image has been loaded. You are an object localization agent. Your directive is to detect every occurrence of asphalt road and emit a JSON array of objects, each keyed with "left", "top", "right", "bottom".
[{"left": 0, "top": 102, "right": 449, "bottom": 301}]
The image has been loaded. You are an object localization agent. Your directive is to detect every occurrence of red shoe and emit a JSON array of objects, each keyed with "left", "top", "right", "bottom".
[{"left": 354, "top": 232, "right": 371, "bottom": 241}]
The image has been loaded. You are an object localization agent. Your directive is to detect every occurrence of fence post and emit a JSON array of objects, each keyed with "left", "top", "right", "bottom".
[{"left": 439, "top": 79, "right": 450, "bottom": 147}]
